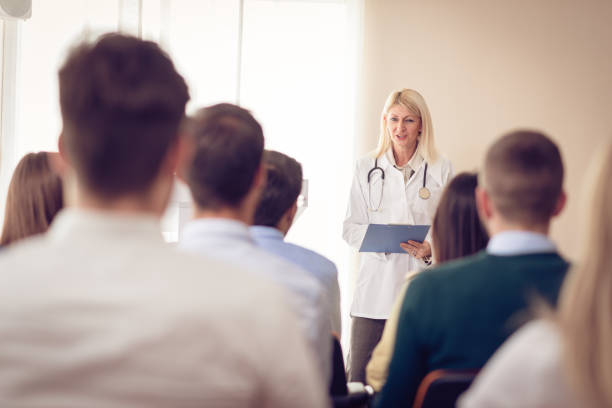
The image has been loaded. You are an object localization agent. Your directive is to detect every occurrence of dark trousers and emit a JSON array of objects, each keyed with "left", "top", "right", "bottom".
[{"left": 347, "top": 316, "right": 386, "bottom": 383}]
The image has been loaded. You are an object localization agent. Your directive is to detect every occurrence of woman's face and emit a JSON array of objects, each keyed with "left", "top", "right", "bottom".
[{"left": 385, "top": 104, "right": 421, "bottom": 152}]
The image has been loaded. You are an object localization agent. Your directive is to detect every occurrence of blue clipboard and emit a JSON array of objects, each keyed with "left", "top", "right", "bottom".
[{"left": 359, "top": 224, "right": 430, "bottom": 254}]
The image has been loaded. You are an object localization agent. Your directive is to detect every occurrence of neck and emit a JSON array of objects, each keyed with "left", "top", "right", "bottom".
[
  {"left": 194, "top": 206, "right": 252, "bottom": 225},
  {"left": 487, "top": 217, "right": 550, "bottom": 237},
  {"left": 65, "top": 168, "right": 171, "bottom": 217},
  {"left": 73, "top": 190, "right": 166, "bottom": 217},
  {"left": 392, "top": 143, "right": 417, "bottom": 167}
]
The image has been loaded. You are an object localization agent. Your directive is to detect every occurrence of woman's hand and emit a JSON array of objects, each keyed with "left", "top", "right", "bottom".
[{"left": 400, "top": 240, "right": 431, "bottom": 260}]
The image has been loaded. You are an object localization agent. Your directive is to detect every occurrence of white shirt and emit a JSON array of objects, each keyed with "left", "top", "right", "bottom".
[
  {"left": 0, "top": 209, "right": 328, "bottom": 408},
  {"left": 342, "top": 148, "right": 453, "bottom": 319},
  {"left": 459, "top": 320, "right": 580, "bottom": 408},
  {"left": 179, "top": 218, "right": 332, "bottom": 383}
]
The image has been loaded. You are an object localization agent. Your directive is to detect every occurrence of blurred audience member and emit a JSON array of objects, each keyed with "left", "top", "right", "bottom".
[
  {"left": 178, "top": 104, "right": 331, "bottom": 384},
  {"left": 251, "top": 150, "right": 342, "bottom": 337},
  {"left": 1, "top": 152, "right": 63, "bottom": 246},
  {"left": 374, "top": 130, "right": 570, "bottom": 408},
  {"left": 0, "top": 34, "right": 327, "bottom": 408},
  {"left": 366, "top": 172, "right": 488, "bottom": 391},
  {"left": 460, "top": 142, "right": 612, "bottom": 408}
]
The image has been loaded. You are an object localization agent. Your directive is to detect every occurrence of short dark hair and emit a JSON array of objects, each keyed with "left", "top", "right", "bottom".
[
  {"left": 1, "top": 152, "right": 64, "bottom": 246},
  {"left": 186, "top": 103, "right": 264, "bottom": 209},
  {"left": 431, "top": 172, "right": 488, "bottom": 263},
  {"left": 254, "top": 150, "right": 303, "bottom": 227},
  {"left": 483, "top": 130, "right": 564, "bottom": 225},
  {"left": 58, "top": 33, "right": 189, "bottom": 197}
]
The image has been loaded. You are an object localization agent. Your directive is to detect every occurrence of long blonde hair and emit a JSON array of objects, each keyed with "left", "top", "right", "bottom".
[
  {"left": 374, "top": 88, "right": 439, "bottom": 163},
  {"left": 557, "top": 141, "right": 612, "bottom": 407}
]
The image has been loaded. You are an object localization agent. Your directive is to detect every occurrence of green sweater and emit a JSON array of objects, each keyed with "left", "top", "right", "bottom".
[{"left": 373, "top": 251, "right": 569, "bottom": 408}]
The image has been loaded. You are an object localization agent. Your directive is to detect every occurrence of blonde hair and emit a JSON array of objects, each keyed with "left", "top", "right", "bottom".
[
  {"left": 557, "top": 141, "right": 612, "bottom": 407},
  {"left": 374, "top": 88, "right": 438, "bottom": 162}
]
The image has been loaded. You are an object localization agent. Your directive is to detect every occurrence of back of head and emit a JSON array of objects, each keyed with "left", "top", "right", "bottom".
[
  {"left": 431, "top": 172, "right": 489, "bottom": 263},
  {"left": 58, "top": 33, "right": 189, "bottom": 198},
  {"left": 375, "top": 88, "right": 438, "bottom": 162},
  {"left": 558, "top": 141, "right": 612, "bottom": 407},
  {"left": 1, "top": 152, "right": 64, "bottom": 246},
  {"left": 253, "top": 150, "right": 303, "bottom": 227},
  {"left": 186, "top": 103, "right": 264, "bottom": 210},
  {"left": 482, "top": 130, "right": 564, "bottom": 226}
]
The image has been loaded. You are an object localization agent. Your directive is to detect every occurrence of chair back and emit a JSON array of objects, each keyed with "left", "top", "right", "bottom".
[
  {"left": 330, "top": 337, "right": 373, "bottom": 408},
  {"left": 330, "top": 336, "right": 349, "bottom": 396},
  {"left": 412, "top": 369, "right": 478, "bottom": 408}
]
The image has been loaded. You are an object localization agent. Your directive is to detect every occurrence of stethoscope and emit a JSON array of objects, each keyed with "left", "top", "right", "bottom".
[{"left": 367, "top": 158, "right": 430, "bottom": 212}]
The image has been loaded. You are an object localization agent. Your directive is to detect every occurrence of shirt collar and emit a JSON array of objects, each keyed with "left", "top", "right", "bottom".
[
  {"left": 384, "top": 146, "right": 423, "bottom": 172},
  {"left": 48, "top": 208, "right": 164, "bottom": 243},
  {"left": 486, "top": 230, "right": 557, "bottom": 256},
  {"left": 379, "top": 146, "right": 446, "bottom": 187},
  {"left": 181, "top": 218, "right": 253, "bottom": 245},
  {"left": 250, "top": 225, "right": 285, "bottom": 241}
]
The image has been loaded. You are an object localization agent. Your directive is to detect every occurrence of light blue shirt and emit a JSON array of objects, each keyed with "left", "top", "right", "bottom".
[
  {"left": 179, "top": 218, "right": 331, "bottom": 382},
  {"left": 487, "top": 230, "right": 557, "bottom": 256},
  {"left": 250, "top": 226, "right": 342, "bottom": 336}
]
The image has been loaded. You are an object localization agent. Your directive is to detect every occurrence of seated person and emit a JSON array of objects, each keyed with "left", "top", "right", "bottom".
[
  {"left": 178, "top": 104, "right": 331, "bottom": 383},
  {"left": 366, "top": 172, "right": 488, "bottom": 391},
  {"left": 0, "top": 34, "right": 326, "bottom": 407},
  {"left": 1, "top": 151, "right": 63, "bottom": 246},
  {"left": 373, "top": 130, "right": 570, "bottom": 407},
  {"left": 251, "top": 150, "right": 342, "bottom": 337},
  {"left": 459, "top": 142, "right": 612, "bottom": 408}
]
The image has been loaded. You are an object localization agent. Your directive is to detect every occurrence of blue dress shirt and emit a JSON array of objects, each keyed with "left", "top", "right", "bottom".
[{"left": 250, "top": 225, "right": 342, "bottom": 336}]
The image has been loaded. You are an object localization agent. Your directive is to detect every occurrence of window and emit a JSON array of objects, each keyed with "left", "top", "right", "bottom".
[{"left": 1, "top": 0, "right": 363, "bottom": 342}]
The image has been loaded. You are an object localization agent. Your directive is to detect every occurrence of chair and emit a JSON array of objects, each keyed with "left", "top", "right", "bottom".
[
  {"left": 330, "top": 337, "right": 373, "bottom": 408},
  {"left": 412, "top": 369, "right": 478, "bottom": 408}
]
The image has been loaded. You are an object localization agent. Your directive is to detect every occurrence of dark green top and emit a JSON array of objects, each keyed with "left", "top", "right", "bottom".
[{"left": 373, "top": 250, "right": 569, "bottom": 408}]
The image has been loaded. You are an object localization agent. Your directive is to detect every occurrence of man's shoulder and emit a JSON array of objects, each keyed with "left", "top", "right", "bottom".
[
  {"left": 417, "top": 251, "right": 567, "bottom": 283},
  {"left": 0, "top": 236, "right": 288, "bottom": 313},
  {"left": 253, "top": 245, "right": 323, "bottom": 291},
  {"left": 281, "top": 241, "right": 337, "bottom": 274},
  {"left": 412, "top": 251, "right": 489, "bottom": 285}
]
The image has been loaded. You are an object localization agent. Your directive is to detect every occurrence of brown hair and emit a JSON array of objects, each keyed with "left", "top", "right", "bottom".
[
  {"left": 431, "top": 172, "right": 489, "bottom": 263},
  {"left": 482, "top": 130, "right": 564, "bottom": 225},
  {"left": 185, "top": 103, "right": 264, "bottom": 210},
  {"left": 58, "top": 33, "right": 189, "bottom": 198},
  {"left": 253, "top": 150, "right": 302, "bottom": 227},
  {"left": 1, "top": 152, "right": 64, "bottom": 246}
]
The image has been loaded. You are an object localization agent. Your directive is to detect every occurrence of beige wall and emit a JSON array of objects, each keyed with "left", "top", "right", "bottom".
[{"left": 357, "top": 0, "right": 612, "bottom": 260}]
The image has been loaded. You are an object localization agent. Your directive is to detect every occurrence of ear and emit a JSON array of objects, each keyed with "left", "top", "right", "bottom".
[
  {"left": 286, "top": 200, "right": 298, "bottom": 226},
  {"left": 57, "top": 132, "right": 70, "bottom": 165},
  {"left": 552, "top": 190, "right": 567, "bottom": 217},
  {"left": 47, "top": 152, "right": 67, "bottom": 176},
  {"left": 475, "top": 186, "right": 493, "bottom": 221},
  {"left": 55, "top": 133, "right": 72, "bottom": 176},
  {"left": 252, "top": 163, "right": 266, "bottom": 191},
  {"left": 175, "top": 132, "right": 194, "bottom": 183}
]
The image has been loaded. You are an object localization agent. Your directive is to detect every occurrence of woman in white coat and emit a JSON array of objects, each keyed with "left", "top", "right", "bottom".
[{"left": 342, "top": 88, "right": 453, "bottom": 382}]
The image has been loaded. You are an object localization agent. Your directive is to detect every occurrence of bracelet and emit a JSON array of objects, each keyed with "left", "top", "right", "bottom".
[{"left": 423, "top": 255, "right": 432, "bottom": 266}]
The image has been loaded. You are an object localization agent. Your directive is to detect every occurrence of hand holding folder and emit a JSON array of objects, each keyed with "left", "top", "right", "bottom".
[{"left": 358, "top": 224, "right": 430, "bottom": 254}]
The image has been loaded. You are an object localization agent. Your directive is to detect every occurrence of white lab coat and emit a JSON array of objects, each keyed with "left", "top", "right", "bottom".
[{"left": 343, "top": 148, "right": 453, "bottom": 319}]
